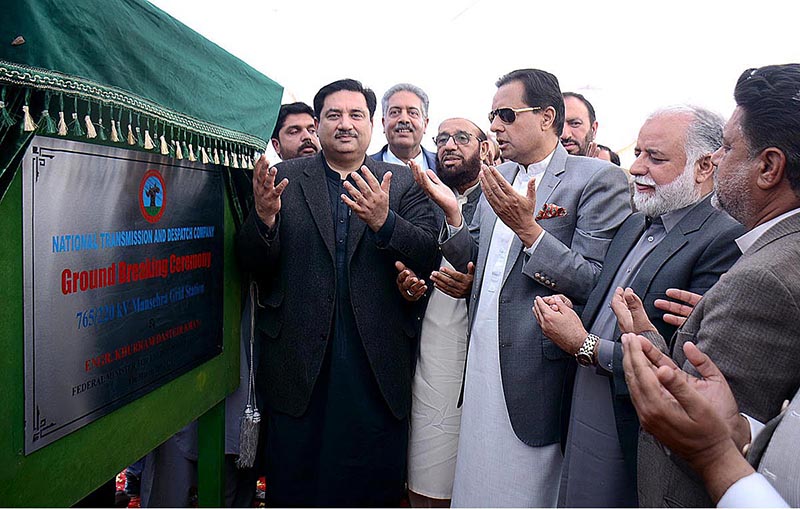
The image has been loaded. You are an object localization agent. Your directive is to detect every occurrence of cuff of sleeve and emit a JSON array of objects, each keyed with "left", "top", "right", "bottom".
[
  {"left": 742, "top": 413, "right": 765, "bottom": 444},
  {"left": 717, "top": 472, "right": 788, "bottom": 508},
  {"left": 374, "top": 210, "right": 397, "bottom": 247},
  {"left": 444, "top": 219, "right": 464, "bottom": 239},
  {"left": 255, "top": 214, "right": 278, "bottom": 240},
  {"left": 595, "top": 338, "right": 615, "bottom": 375},
  {"left": 523, "top": 229, "right": 546, "bottom": 256}
]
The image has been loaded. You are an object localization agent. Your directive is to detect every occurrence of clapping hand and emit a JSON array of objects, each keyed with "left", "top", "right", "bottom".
[
  {"left": 621, "top": 334, "right": 752, "bottom": 502},
  {"left": 610, "top": 287, "right": 657, "bottom": 334},
  {"left": 431, "top": 262, "right": 474, "bottom": 299},
  {"left": 655, "top": 288, "right": 702, "bottom": 327},
  {"left": 532, "top": 295, "right": 587, "bottom": 355},
  {"left": 342, "top": 166, "right": 391, "bottom": 232},
  {"left": 409, "top": 159, "right": 461, "bottom": 227},
  {"left": 479, "top": 164, "right": 543, "bottom": 248},
  {"left": 395, "top": 261, "right": 427, "bottom": 302}
]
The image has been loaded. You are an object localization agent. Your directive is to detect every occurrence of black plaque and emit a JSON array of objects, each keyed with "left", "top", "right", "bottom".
[{"left": 22, "top": 137, "right": 224, "bottom": 453}]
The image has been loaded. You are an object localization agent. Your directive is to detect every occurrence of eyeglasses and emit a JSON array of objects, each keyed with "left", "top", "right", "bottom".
[
  {"left": 488, "top": 106, "right": 542, "bottom": 124},
  {"left": 433, "top": 131, "right": 481, "bottom": 147}
]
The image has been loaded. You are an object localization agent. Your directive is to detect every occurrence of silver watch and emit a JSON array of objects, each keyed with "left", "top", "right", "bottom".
[{"left": 575, "top": 334, "right": 600, "bottom": 366}]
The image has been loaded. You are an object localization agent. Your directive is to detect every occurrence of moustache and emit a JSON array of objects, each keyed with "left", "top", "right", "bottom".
[
  {"left": 561, "top": 137, "right": 577, "bottom": 145},
  {"left": 633, "top": 175, "right": 656, "bottom": 187},
  {"left": 335, "top": 130, "right": 358, "bottom": 139},
  {"left": 394, "top": 121, "right": 415, "bottom": 133},
  {"left": 300, "top": 140, "right": 318, "bottom": 151}
]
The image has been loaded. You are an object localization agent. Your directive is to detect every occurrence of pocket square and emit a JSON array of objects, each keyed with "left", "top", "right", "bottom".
[{"left": 535, "top": 203, "right": 567, "bottom": 220}]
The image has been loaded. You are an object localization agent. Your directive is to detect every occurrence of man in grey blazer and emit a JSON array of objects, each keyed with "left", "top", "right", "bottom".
[
  {"left": 238, "top": 78, "right": 438, "bottom": 506},
  {"left": 622, "top": 333, "right": 798, "bottom": 507},
  {"left": 533, "top": 105, "right": 744, "bottom": 507},
  {"left": 613, "top": 63, "right": 800, "bottom": 507},
  {"left": 413, "top": 68, "right": 631, "bottom": 507}
]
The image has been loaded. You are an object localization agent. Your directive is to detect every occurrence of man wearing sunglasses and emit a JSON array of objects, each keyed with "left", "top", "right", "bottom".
[{"left": 412, "top": 68, "right": 631, "bottom": 507}]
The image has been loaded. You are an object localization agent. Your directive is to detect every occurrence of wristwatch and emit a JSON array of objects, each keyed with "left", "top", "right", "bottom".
[{"left": 575, "top": 334, "right": 600, "bottom": 366}]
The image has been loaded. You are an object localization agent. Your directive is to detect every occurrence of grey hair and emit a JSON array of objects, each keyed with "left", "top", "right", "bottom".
[
  {"left": 381, "top": 83, "right": 430, "bottom": 118},
  {"left": 648, "top": 105, "right": 725, "bottom": 167}
]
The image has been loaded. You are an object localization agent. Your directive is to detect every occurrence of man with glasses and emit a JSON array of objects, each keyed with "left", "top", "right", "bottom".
[
  {"left": 412, "top": 68, "right": 630, "bottom": 507},
  {"left": 371, "top": 83, "right": 437, "bottom": 170},
  {"left": 396, "top": 118, "right": 488, "bottom": 507}
]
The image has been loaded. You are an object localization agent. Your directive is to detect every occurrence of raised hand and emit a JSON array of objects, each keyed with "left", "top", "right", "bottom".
[
  {"left": 252, "top": 155, "right": 288, "bottom": 229},
  {"left": 430, "top": 262, "right": 474, "bottom": 299},
  {"left": 409, "top": 159, "right": 461, "bottom": 226},
  {"left": 395, "top": 261, "right": 427, "bottom": 302},
  {"left": 532, "top": 295, "right": 587, "bottom": 355},
  {"left": 479, "top": 164, "right": 542, "bottom": 247},
  {"left": 342, "top": 166, "right": 391, "bottom": 232},
  {"left": 585, "top": 141, "right": 600, "bottom": 158},
  {"left": 610, "top": 287, "right": 657, "bottom": 334},
  {"left": 621, "top": 334, "right": 752, "bottom": 503},
  {"left": 655, "top": 288, "right": 702, "bottom": 327}
]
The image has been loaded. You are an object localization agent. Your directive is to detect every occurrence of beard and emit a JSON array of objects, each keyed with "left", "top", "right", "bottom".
[
  {"left": 436, "top": 149, "right": 482, "bottom": 190},
  {"left": 711, "top": 161, "right": 754, "bottom": 225},
  {"left": 633, "top": 162, "right": 702, "bottom": 217}
]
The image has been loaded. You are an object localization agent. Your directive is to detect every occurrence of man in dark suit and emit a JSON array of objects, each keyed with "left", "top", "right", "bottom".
[
  {"left": 533, "top": 105, "right": 744, "bottom": 507},
  {"left": 413, "top": 68, "right": 631, "bottom": 507},
  {"left": 237, "top": 78, "right": 438, "bottom": 507},
  {"left": 370, "top": 83, "right": 437, "bottom": 171},
  {"left": 611, "top": 63, "right": 800, "bottom": 507}
]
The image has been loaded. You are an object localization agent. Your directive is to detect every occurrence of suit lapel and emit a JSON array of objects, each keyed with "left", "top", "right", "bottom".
[
  {"left": 346, "top": 158, "right": 378, "bottom": 263},
  {"left": 746, "top": 211, "right": 800, "bottom": 256},
  {"left": 299, "top": 154, "right": 335, "bottom": 260},
  {"left": 630, "top": 197, "right": 715, "bottom": 297},
  {"left": 582, "top": 214, "right": 647, "bottom": 325}
]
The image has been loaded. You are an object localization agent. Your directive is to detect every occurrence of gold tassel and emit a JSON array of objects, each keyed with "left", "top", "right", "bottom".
[
  {"left": 213, "top": 148, "right": 220, "bottom": 165},
  {"left": 57, "top": 111, "right": 68, "bottom": 136},
  {"left": 110, "top": 119, "right": 120, "bottom": 142},
  {"left": 188, "top": 143, "right": 197, "bottom": 162},
  {"left": 247, "top": 155, "right": 254, "bottom": 170},
  {"left": 127, "top": 124, "right": 136, "bottom": 145},
  {"left": 22, "top": 105, "right": 37, "bottom": 131},
  {"left": 84, "top": 115, "right": 97, "bottom": 139},
  {"left": 232, "top": 152, "right": 239, "bottom": 169},
  {"left": 175, "top": 141, "right": 183, "bottom": 160},
  {"left": 160, "top": 135, "right": 169, "bottom": 155},
  {"left": 223, "top": 150, "right": 230, "bottom": 167},
  {"left": 144, "top": 130, "right": 154, "bottom": 150},
  {"left": 201, "top": 146, "right": 210, "bottom": 164}
]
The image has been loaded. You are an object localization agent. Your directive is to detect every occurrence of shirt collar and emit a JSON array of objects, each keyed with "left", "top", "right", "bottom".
[
  {"left": 657, "top": 199, "right": 700, "bottom": 234},
  {"left": 384, "top": 146, "right": 427, "bottom": 169},
  {"left": 735, "top": 207, "right": 800, "bottom": 254},
  {"left": 518, "top": 149, "right": 554, "bottom": 177},
  {"left": 455, "top": 179, "right": 481, "bottom": 199}
]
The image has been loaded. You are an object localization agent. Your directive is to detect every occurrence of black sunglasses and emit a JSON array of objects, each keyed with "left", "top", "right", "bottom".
[
  {"left": 488, "top": 106, "right": 542, "bottom": 124},
  {"left": 433, "top": 131, "right": 480, "bottom": 147}
]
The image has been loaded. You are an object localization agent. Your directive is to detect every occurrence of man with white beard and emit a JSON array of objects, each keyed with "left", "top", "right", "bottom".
[{"left": 532, "top": 105, "right": 745, "bottom": 507}]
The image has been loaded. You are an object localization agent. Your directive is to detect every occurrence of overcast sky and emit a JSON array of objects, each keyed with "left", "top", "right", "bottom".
[{"left": 150, "top": 0, "right": 799, "bottom": 165}]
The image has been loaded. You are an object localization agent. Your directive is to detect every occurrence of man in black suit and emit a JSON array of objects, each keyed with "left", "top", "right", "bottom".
[
  {"left": 533, "top": 105, "right": 744, "bottom": 506},
  {"left": 237, "top": 78, "right": 438, "bottom": 507}
]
